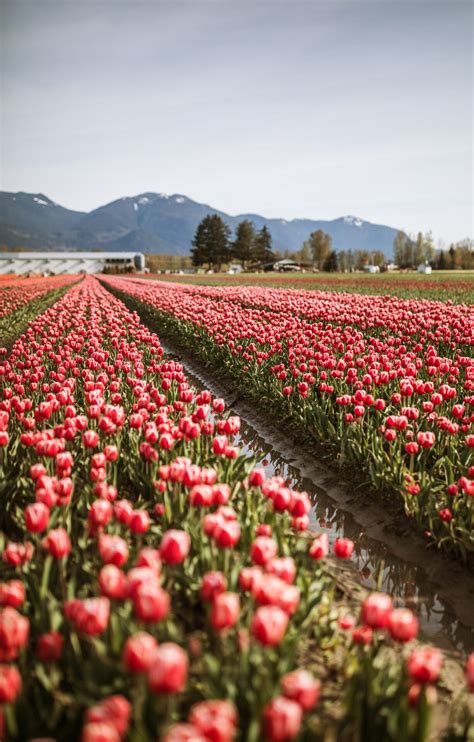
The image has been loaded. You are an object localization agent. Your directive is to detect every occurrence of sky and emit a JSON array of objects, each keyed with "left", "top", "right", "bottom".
[{"left": 0, "top": 0, "right": 472, "bottom": 243}]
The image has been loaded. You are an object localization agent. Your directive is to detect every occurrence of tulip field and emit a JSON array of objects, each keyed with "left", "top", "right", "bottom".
[
  {"left": 0, "top": 274, "right": 473, "bottom": 741},
  {"left": 104, "top": 276, "right": 474, "bottom": 559}
]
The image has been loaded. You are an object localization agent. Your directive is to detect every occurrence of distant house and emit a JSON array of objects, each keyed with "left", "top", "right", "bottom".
[
  {"left": 270, "top": 259, "right": 301, "bottom": 273},
  {"left": 228, "top": 264, "right": 243, "bottom": 274},
  {"left": 363, "top": 265, "right": 380, "bottom": 274},
  {"left": 417, "top": 262, "right": 432, "bottom": 274}
]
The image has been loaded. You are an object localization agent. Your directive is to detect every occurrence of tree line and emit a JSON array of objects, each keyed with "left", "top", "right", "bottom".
[
  {"left": 190, "top": 215, "right": 473, "bottom": 272},
  {"left": 393, "top": 231, "right": 473, "bottom": 270},
  {"left": 191, "top": 216, "right": 275, "bottom": 270}
]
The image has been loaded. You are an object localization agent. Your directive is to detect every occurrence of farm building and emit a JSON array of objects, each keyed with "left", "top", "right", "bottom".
[
  {"left": 417, "top": 262, "right": 432, "bottom": 274},
  {"left": 0, "top": 252, "right": 146, "bottom": 276}
]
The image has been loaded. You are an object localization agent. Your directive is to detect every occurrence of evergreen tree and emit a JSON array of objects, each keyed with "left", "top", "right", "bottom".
[
  {"left": 307, "top": 230, "right": 332, "bottom": 270},
  {"left": 437, "top": 250, "right": 447, "bottom": 270},
  {"left": 232, "top": 220, "right": 256, "bottom": 267},
  {"left": 191, "top": 215, "right": 231, "bottom": 270},
  {"left": 323, "top": 250, "right": 339, "bottom": 272},
  {"left": 252, "top": 225, "right": 275, "bottom": 264}
]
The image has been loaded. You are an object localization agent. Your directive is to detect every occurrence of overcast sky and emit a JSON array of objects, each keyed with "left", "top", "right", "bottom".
[{"left": 1, "top": 0, "right": 472, "bottom": 243}]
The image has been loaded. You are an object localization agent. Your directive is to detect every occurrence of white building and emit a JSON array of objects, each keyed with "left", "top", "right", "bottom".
[
  {"left": 417, "top": 262, "right": 432, "bottom": 274},
  {"left": 0, "top": 252, "right": 146, "bottom": 276}
]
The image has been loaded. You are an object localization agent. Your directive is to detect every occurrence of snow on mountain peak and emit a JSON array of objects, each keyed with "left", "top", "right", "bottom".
[
  {"left": 33, "top": 197, "right": 49, "bottom": 206},
  {"left": 175, "top": 196, "right": 186, "bottom": 203},
  {"left": 344, "top": 215, "right": 363, "bottom": 227},
  {"left": 138, "top": 197, "right": 150, "bottom": 205}
]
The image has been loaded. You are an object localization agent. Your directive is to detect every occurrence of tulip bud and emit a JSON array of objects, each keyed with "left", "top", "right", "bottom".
[
  {"left": 281, "top": 669, "right": 321, "bottom": 711},
  {"left": 361, "top": 593, "right": 393, "bottom": 630},
  {"left": 122, "top": 631, "right": 158, "bottom": 673},
  {"left": 148, "top": 642, "right": 188, "bottom": 694},
  {"left": 36, "top": 631, "right": 63, "bottom": 662},
  {"left": 43, "top": 528, "right": 71, "bottom": 559},
  {"left": 0, "top": 663, "right": 22, "bottom": 703},
  {"left": 160, "top": 530, "right": 191, "bottom": 564},
  {"left": 210, "top": 592, "right": 240, "bottom": 632},
  {"left": 251, "top": 606, "right": 288, "bottom": 646},
  {"left": 388, "top": 608, "right": 418, "bottom": 643},
  {"left": 262, "top": 696, "right": 302, "bottom": 741},
  {"left": 24, "top": 502, "right": 50, "bottom": 533}
]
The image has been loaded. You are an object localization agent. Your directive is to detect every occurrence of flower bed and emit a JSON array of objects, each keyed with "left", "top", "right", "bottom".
[
  {"left": 0, "top": 277, "right": 472, "bottom": 741},
  {"left": 102, "top": 276, "right": 474, "bottom": 560}
]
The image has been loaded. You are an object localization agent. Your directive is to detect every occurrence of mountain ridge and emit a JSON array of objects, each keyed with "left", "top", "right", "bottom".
[{"left": 0, "top": 190, "right": 401, "bottom": 258}]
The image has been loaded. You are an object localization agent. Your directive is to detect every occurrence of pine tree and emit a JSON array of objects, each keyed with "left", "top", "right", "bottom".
[
  {"left": 323, "top": 250, "right": 339, "bottom": 272},
  {"left": 252, "top": 225, "right": 275, "bottom": 264},
  {"left": 232, "top": 220, "right": 256, "bottom": 268},
  {"left": 191, "top": 215, "right": 231, "bottom": 270}
]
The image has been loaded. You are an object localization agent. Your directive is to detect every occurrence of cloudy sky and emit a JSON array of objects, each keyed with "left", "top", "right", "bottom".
[{"left": 1, "top": 0, "right": 472, "bottom": 242}]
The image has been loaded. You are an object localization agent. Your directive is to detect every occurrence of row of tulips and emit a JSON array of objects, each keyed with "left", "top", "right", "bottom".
[
  {"left": 152, "top": 273, "right": 474, "bottom": 304},
  {"left": 102, "top": 276, "right": 474, "bottom": 559},
  {"left": 0, "top": 276, "right": 472, "bottom": 741},
  {"left": 0, "top": 276, "right": 77, "bottom": 320}
]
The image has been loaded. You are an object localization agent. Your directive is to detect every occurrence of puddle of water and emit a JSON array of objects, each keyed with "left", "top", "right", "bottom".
[{"left": 160, "top": 339, "right": 474, "bottom": 655}]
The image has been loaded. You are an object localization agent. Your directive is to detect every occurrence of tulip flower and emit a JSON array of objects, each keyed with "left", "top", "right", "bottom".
[
  {"left": 123, "top": 631, "right": 158, "bottom": 673},
  {"left": 148, "top": 643, "right": 188, "bottom": 694},
  {"left": 160, "top": 530, "right": 191, "bottom": 564}
]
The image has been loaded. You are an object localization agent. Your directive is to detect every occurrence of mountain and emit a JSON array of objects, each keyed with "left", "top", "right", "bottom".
[{"left": 0, "top": 190, "right": 401, "bottom": 258}]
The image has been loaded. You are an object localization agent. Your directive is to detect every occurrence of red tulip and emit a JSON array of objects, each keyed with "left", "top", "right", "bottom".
[
  {"left": 189, "top": 699, "right": 238, "bottom": 742},
  {"left": 210, "top": 592, "right": 240, "bottom": 631},
  {"left": 148, "top": 642, "right": 188, "bottom": 694},
  {"left": 65, "top": 597, "right": 110, "bottom": 635},
  {"left": 43, "top": 528, "right": 71, "bottom": 558},
  {"left": 309, "top": 533, "right": 329, "bottom": 560},
  {"left": 36, "top": 631, "right": 63, "bottom": 662},
  {"left": 24, "top": 502, "right": 50, "bottom": 533},
  {"left": 160, "top": 724, "right": 207, "bottom": 742},
  {"left": 0, "top": 580, "right": 25, "bottom": 608},
  {"left": 99, "top": 565, "right": 128, "bottom": 600},
  {"left": 133, "top": 583, "right": 170, "bottom": 623},
  {"left": 123, "top": 631, "right": 158, "bottom": 673},
  {"left": 85, "top": 695, "right": 132, "bottom": 739},
  {"left": 407, "top": 646, "right": 443, "bottom": 684},
  {"left": 250, "top": 537, "right": 278, "bottom": 566},
  {"left": 160, "top": 530, "right": 191, "bottom": 564},
  {"left": 388, "top": 608, "right": 418, "bottom": 642},
  {"left": 361, "top": 593, "right": 393, "bottom": 630},
  {"left": 251, "top": 606, "right": 289, "bottom": 646},
  {"left": 281, "top": 669, "right": 321, "bottom": 711},
  {"left": 262, "top": 696, "right": 302, "bottom": 741},
  {"left": 334, "top": 538, "right": 355, "bottom": 559},
  {"left": 200, "top": 571, "right": 227, "bottom": 602},
  {"left": 99, "top": 535, "right": 129, "bottom": 567},
  {"left": 0, "top": 663, "right": 22, "bottom": 704}
]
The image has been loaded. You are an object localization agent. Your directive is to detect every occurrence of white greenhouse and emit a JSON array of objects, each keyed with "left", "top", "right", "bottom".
[{"left": 0, "top": 252, "right": 146, "bottom": 276}]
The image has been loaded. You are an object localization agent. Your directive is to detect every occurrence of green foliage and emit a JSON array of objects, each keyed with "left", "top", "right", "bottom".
[{"left": 191, "top": 214, "right": 231, "bottom": 269}]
